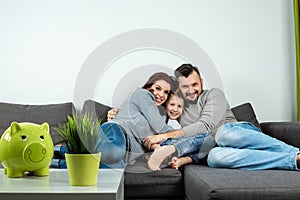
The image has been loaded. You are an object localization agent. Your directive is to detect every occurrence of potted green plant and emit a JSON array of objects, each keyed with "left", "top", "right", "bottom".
[{"left": 54, "top": 112, "right": 104, "bottom": 186}]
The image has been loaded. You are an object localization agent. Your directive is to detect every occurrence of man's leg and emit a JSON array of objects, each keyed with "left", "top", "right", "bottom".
[
  {"left": 207, "top": 147, "right": 299, "bottom": 170},
  {"left": 216, "top": 122, "right": 299, "bottom": 153}
]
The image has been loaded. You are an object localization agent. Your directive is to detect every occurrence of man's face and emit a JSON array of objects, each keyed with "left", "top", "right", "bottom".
[{"left": 177, "top": 70, "right": 203, "bottom": 102}]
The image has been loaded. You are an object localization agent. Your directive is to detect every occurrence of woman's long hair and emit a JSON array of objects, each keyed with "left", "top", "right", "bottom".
[{"left": 142, "top": 72, "right": 178, "bottom": 93}]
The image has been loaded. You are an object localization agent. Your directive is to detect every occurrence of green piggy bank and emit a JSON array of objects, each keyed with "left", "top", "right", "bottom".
[{"left": 0, "top": 122, "right": 54, "bottom": 178}]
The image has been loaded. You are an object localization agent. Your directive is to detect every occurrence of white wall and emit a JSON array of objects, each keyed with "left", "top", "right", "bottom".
[{"left": 0, "top": 0, "right": 296, "bottom": 122}]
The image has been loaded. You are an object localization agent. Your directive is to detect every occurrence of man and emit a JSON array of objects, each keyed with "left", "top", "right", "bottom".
[{"left": 142, "top": 64, "right": 237, "bottom": 170}]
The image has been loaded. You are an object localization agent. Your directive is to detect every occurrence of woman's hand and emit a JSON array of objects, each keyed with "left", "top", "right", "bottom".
[
  {"left": 107, "top": 108, "right": 119, "bottom": 121},
  {"left": 143, "top": 134, "right": 165, "bottom": 150}
]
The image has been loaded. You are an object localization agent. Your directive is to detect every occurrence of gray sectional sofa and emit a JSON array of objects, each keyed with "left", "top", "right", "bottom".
[{"left": 1, "top": 100, "right": 300, "bottom": 200}]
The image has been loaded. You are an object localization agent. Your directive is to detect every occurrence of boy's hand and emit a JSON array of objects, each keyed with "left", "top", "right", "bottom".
[{"left": 143, "top": 135, "right": 165, "bottom": 150}]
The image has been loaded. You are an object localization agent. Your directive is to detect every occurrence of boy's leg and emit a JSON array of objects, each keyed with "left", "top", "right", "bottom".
[
  {"left": 173, "top": 134, "right": 215, "bottom": 158},
  {"left": 148, "top": 134, "right": 214, "bottom": 170}
]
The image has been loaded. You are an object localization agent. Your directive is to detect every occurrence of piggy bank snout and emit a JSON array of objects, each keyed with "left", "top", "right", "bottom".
[{"left": 23, "top": 142, "right": 49, "bottom": 164}]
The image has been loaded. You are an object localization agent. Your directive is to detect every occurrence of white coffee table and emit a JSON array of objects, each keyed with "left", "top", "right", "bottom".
[{"left": 0, "top": 168, "right": 124, "bottom": 200}]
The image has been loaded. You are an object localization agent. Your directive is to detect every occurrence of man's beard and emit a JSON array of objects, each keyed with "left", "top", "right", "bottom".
[
  {"left": 184, "top": 87, "right": 203, "bottom": 104},
  {"left": 184, "top": 92, "right": 198, "bottom": 104}
]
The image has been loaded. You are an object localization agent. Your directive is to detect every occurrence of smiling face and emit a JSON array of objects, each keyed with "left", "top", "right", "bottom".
[
  {"left": 165, "top": 93, "right": 184, "bottom": 120},
  {"left": 147, "top": 80, "right": 171, "bottom": 106},
  {"left": 178, "top": 70, "right": 203, "bottom": 102}
]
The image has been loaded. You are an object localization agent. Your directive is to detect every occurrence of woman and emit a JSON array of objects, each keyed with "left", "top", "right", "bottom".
[{"left": 98, "top": 72, "right": 175, "bottom": 168}]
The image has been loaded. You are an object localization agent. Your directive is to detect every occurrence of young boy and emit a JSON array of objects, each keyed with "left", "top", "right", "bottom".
[
  {"left": 149, "top": 90, "right": 214, "bottom": 170},
  {"left": 164, "top": 91, "right": 184, "bottom": 130},
  {"left": 149, "top": 91, "right": 185, "bottom": 168}
]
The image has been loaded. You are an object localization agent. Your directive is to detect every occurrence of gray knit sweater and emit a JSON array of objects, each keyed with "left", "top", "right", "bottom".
[
  {"left": 110, "top": 88, "right": 174, "bottom": 162},
  {"left": 181, "top": 88, "right": 237, "bottom": 137}
]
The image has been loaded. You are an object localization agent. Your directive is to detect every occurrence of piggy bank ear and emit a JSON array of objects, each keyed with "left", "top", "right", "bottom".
[
  {"left": 10, "top": 122, "right": 21, "bottom": 135},
  {"left": 40, "top": 122, "right": 50, "bottom": 133}
]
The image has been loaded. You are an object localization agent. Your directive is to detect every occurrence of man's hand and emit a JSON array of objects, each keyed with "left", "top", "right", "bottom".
[
  {"left": 107, "top": 108, "right": 119, "bottom": 121},
  {"left": 143, "top": 129, "right": 186, "bottom": 150},
  {"left": 143, "top": 134, "right": 166, "bottom": 150}
]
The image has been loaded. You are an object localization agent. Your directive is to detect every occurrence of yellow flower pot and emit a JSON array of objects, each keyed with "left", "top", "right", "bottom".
[{"left": 65, "top": 153, "right": 101, "bottom": 186}]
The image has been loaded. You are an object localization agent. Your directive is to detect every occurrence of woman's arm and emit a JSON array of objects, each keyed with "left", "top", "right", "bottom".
[
  {"left": 107, "top": 108, "right": 119, "bottom": 121},
  {"left": 133, "top": 89, "right": 174, "bottom": 134}
]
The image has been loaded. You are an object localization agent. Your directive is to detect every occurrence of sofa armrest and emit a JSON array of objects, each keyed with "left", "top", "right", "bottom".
[{"left": 260, "top": 122, "right": 300, "bottom": 148}]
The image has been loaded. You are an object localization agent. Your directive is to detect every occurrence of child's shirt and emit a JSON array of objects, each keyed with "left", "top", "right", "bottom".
[{"left": 167, "top": 119, "right": 181, "bottom": 130}]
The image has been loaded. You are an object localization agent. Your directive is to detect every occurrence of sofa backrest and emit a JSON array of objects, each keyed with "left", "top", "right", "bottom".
[
  {"left": 82, "top": 100, "right": 112, "bottom": 124},
  {"left": 231, "top": 102, "right": 262, "bottom": 130},
  {"left": 83, "top": 100, "right": 262, "bottom": 129},
  {"left": 0, "top": 102, "right": 74, "bottom": 145}
]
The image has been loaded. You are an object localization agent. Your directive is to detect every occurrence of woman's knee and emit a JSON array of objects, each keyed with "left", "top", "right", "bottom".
[
  {"left": 98, "top": 141, "right": 126, "bottom": 164},
  {"left": 98, "top": 123, "right": 126, "bottom": 163}
]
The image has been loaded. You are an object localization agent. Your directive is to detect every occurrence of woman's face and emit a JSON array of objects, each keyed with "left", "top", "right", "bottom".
[{"left": 148, "top": 80, "right": 171, "bottom": 106}]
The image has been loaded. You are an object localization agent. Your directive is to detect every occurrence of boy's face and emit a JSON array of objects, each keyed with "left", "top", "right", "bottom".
[{"left": 166, "top": 95, "right": 184, "bottom": 120}]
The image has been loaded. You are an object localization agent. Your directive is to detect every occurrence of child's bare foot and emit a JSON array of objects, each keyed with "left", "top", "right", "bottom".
[
  {"left": 148, "top": 145, "right": 176, "bottom": 170},
  {"left": 171, "top": 157, "right": 182, "bottom": 170},
  {"left": 171, "top": 156, "right": 193, "bottom": 170},
  {"left": 144, "top": 145, "right": 161, "bottom": 160}
]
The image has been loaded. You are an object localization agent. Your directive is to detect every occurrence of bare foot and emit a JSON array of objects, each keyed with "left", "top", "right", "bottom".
[
  {"left": 144, "top": 145, "right": 161, "bottom": 160},
  {"left": 171, "top": 157, "right": 181, "bottom": 170},
  {"left": 171, "top": 156, "right": 193, "bottom": 170},
  {"left": 148, "top": 145, "right": 176, "bottom": 170}
]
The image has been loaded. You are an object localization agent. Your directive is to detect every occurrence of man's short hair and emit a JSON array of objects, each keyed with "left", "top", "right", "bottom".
[{"left": 175, "top": 64, "right": 201, "bottom": 79}]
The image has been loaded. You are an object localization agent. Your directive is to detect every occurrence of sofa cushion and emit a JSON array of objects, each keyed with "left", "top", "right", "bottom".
[
  {"left": 125, "top": 157, "right": 184, "bottom": 199},
  {"left": 231, "top": 102, "right": 262, "bottom": 130},
  {"left": 0, "top": 102, "right": 74, "bottom": 145},
  {"left": 184, "top": 165, "right": 300, "bottom": 200},
  {"left": 82, "top": 100, "right": 112, "bottom": 124}
]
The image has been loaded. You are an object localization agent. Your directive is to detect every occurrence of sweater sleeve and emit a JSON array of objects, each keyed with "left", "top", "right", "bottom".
[
  {"left": 132, "top": 89, "right": 174, "bottom": 134},
  {"left": 182, "top": 88, "right": 228, "bottom": 136}
]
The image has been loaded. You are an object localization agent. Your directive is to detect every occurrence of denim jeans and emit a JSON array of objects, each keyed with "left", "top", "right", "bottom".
[
  {"left": 97, "top": 122, "right": 126, "bottom": 168},
  {"left": 207, "top": 122, "right": 299, "bottom": 170},
  {"left": 161, "top": 133, "right": 215, "bottom": 164}
]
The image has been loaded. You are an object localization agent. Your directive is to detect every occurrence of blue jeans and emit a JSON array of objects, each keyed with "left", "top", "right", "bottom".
[
  {"left": 161, "top": 133, "right": 215, "bottom": 164},
  {"left": 207, "top": 122, "right": 299, "bottom": 170},
  {"left": 97, "top": 122, "right": 126, "bottom": 168}
]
